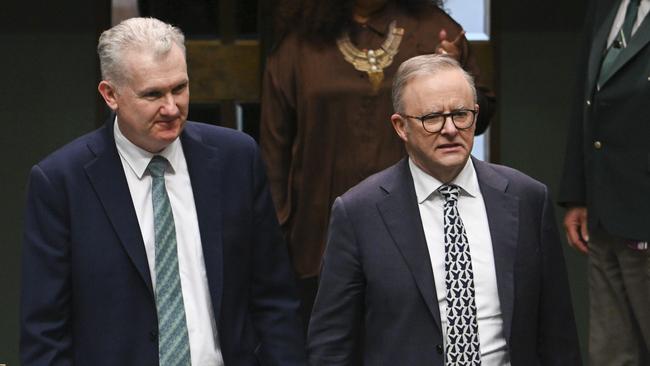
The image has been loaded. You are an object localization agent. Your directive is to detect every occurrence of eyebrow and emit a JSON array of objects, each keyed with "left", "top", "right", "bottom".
[
  {"left": 137, "top": 80, "right": 188, "bottom": 96},
  {"left": 137, "top": 88, "right": 162, "bottom": 97},
  {"left": 423, "top": 106, "right": 470, "bottom": 115},
  {"left": 172, "top": 81, "right": 189, "bottom": 90}
]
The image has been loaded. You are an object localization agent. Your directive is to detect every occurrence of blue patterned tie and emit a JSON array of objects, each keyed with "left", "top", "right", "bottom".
[
  {"left": 148, "top": 156, "right": 191, "bottom": 366},
  {"left": 439, "top": 184, "right": 481, "bottom": 366}
]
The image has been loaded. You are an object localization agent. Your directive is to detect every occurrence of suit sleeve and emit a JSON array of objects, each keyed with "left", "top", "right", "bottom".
[
  {"left": 248, "top": 146, "right": 307, "bottom": 365},
  {"left": 20, "top": 164, "right": 73, "bottom": 366},
  {"left": 558, "top": 1, "right": 596, "bottom": 206},
  {"left": 557, "top": 53, "right": 588, "bottom": 207},
  {"left": 537, "top": 187, "right": 583, "bottom": 365},
  {"left": 307, "top": 197, "right": 365, "bottom": 366}
]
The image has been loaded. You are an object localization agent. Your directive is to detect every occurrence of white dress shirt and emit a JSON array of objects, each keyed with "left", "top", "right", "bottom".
[
  {"left": 114, "top": 120, "right": 224, "bottom": 366},
  {"left": 410, "top": 157, "right": 510, "bottom": 366},
  {"left": 607, "top": 0, "right": 650, "bottom": 47}
]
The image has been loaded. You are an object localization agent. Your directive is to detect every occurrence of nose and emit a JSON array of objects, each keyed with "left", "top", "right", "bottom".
[
  {"left": 439, "top": 115, "right": 459, "bottom": 136},
  {"left": 160, "top": 94, "right": 179, "bottom": 116}
]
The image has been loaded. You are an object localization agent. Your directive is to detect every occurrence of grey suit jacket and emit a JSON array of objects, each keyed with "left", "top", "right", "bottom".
[{"left": 308, "top": 157, "right": 581, "bottom": 366}]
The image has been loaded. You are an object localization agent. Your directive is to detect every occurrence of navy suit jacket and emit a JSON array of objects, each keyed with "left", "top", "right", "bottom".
[
  {"left": 308, "top": 158, "right": 581, "bottom": 365},
  {"left": 21, "top": 120, "right": 307, "bottom": 365}
]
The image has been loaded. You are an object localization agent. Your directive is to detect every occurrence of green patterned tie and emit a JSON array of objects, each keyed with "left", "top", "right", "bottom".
[
  {"left": 598, "top": 0, "right": 640, "bottom": 85},
  {"left": 148, "top": 155, "right": 191, "bottom": 366}
]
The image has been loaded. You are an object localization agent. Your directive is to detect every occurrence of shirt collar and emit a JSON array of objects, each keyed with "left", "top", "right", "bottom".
[
  {"left": 409, "top": 156, "right": 480, "bottom": 204},
  {"left": 113, "top": 117, "right": 182, "bottom": 179}
]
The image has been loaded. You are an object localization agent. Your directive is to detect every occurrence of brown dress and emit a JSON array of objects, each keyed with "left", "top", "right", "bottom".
[{"left": 260, "top": 1, "right": 493, "bottom": 278}]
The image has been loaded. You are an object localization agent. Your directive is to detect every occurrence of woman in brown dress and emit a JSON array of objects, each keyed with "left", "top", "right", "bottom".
[{"left": 260, "top": 0, "right": 495, "bottom": 323}]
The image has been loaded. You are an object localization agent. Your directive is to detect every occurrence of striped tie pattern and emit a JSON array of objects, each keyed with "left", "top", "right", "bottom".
[
  {"left": 148, "top": 156, "right": 191, "bottom": 366},
  {"left": 439, "top": 184, "right": 481, "bottom": 366}
]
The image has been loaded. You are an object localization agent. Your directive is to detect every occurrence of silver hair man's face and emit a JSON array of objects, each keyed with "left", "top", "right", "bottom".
[
  {"left": 97, "top": 19, "right": 190, "bottom": 153},
  {"left": 391, "top": 68, "right": 478, "bottom": 183}
]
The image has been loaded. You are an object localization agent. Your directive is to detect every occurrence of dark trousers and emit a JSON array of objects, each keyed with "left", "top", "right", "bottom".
[{"left": 298, "top": 276, "right": 319, "bottom": 335}]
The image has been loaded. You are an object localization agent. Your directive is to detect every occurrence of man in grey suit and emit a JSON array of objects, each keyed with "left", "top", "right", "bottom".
[{"left": 308, "top": 54, "right": 581, "bottom": 365}]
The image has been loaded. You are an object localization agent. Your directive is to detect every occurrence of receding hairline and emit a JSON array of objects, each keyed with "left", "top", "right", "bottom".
[
  {"left": 392, "top": 55, "right": 477, "bottom": 114},
  {"left": 117, "top": 43, "right": 188, "bottom": 85},
  {"left": 97, "top": 17, "right": 186, "bottom": 85},
  {"left": 405, "top": 68, "right": 475, "bottom": 102}
]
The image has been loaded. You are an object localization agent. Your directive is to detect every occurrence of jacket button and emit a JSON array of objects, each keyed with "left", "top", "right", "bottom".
[
  {"left": 594, "top": 141, "right": 602, "bottom": 149},
  {"left": 149, "top": 330, "right": 158, "bottom": 342},
  {"left": 436, "top": 344, "right": 443, "bottom": 354}
]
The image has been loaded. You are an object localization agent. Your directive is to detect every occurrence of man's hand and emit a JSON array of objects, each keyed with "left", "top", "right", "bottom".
[
  {"left": 563, "top": 207, "right": 589, "bottom": 253},
  {"left": 436, "top": 29, "right": 465, "bottom": 62}
]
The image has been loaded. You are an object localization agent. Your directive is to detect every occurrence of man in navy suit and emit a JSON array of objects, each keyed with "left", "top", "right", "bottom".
[
  {"left": 20, "top": 17, "right": 306, "bottom": 365},
  {"left": 308, "top": 54, "right": 581, "bottom": 365}
]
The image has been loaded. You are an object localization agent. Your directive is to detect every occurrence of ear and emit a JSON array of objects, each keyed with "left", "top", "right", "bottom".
[
  {"left": 391, "top": 113, "right": 409, "bottom": 142},
  {"left": 98, "top": 80, "right": 119, "bottom": 111}
]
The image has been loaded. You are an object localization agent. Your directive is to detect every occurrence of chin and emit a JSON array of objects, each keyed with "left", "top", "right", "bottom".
[
  {"left": 437, "top": 151, "right": 467, "bottom": 163},
  {"left": 156, "top": 121, "right": 184, "bottom": 136},
  {"left": 439, "top": 156, "right": 469, "bottom": 171},
  {"left": 150, "top": 129, "right": 180, "bottom": 148},
  {"left": 159, "top": 133, "right": 181, "bottom": 145}
]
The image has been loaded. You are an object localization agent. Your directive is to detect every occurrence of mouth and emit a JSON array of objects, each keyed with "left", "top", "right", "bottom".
[
  {"left": 154, "top": 118, "right": 181, "bottom": 127},
  {"left": 156, "top": 117, "right": 178, "bottom": 124},
  {"left": 437, "top": 143, "right": 464, "bottom": 152}
]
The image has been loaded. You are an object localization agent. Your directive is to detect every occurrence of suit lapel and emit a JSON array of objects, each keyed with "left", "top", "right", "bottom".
[
  {"left": 473, "top": 158, "right": 518, "bottom": 343},
  {"left": 84, "top": 121, "right": 154, "bottom": 297},
  {"left": 587, "top": 0, "right": 621, "bottom": 93},
  {"left": 180, "top": 126, "right": 224, "bottom": 326},
  {"left": 375, "top": 158, "right": 521, "bottom": 337},
  {"left": 601, "top": 13, "right": 650, "bottom": 87},
  {"left": 83, "top": 121, "right": 226, "bottom": 316},
  {"left": 376, "top": 159, "right": 442, "bottom": 332}
]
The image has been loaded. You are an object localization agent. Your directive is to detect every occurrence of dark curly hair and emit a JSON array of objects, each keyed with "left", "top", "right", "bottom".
[{"left": 275, "top": 0, "right": 445, "bottom": 44}]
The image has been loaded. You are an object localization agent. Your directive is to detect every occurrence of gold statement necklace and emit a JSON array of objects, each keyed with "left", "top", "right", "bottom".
[{"left": 337, "top": 20, "right": 404, "bottom": 93}]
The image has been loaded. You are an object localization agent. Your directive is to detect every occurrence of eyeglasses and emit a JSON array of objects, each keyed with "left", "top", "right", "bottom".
[{"left": 400, "top": 109, "right": 477, "bottom": 134}]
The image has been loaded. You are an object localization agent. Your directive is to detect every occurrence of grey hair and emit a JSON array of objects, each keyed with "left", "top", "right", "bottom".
[
  {"left": 391, "top": 54, "right": 477, "bottom": 114},
  {"left": 97, "top": 17, "right": 186, "bottom": 85}
]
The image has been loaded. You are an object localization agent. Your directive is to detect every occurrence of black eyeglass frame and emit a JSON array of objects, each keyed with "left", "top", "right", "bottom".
[{"left": 400, "top": 109, "right": 478, "bottom": 134}]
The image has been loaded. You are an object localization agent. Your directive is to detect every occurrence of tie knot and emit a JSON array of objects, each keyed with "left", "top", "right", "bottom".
[
  {"left": 439, "top": 184, "right": 460, "bottom": 203},
  {"left": 147, "top": 155, "right": 168, "bottom": 178}
]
